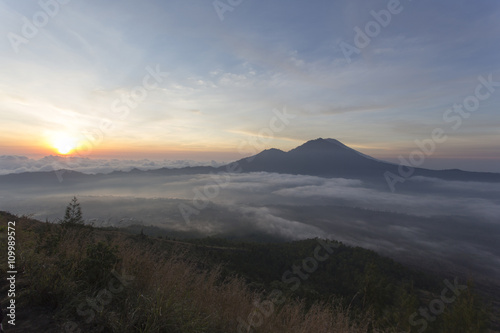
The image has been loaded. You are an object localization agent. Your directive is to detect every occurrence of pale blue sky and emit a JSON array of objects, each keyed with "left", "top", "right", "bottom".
[{"left": 0, "top": 0, "right": 499, "bottom": 171}]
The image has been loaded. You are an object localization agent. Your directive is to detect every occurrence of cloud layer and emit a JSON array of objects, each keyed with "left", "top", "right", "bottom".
[
  {"left": 2, "top": 169, "right": 499, "bottom": 279},
  {"left": 0, "top": 155, "right": 222, "bottom": 175}
]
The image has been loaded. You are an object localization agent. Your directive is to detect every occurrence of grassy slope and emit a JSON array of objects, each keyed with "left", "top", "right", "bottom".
[{"left": 0, "top": 211, "right": 492, "bottom": 332}]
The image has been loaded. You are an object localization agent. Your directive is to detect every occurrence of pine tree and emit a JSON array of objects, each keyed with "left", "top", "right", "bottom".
[{"left": 63, "top": 196, "right": 84, "bottom": 225}]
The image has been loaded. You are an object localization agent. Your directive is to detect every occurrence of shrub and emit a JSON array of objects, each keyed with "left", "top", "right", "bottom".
[{"left": 79, "top": 241, "right": 119, "bottom": 286}]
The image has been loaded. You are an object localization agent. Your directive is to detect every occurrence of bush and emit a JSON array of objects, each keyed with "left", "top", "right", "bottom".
[{"left": 79, "top": 242, "right": 119, "bottom": 286}]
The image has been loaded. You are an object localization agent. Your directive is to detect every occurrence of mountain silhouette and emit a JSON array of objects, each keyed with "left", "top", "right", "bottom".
[
  {"left": 1, "top": 138, "right": 499, "bottom": 186},
  {"left": 227, "top": 138, "right": 500, "bottom": 183}
]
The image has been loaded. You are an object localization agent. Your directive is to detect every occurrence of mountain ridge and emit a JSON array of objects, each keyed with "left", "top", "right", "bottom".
[
  {"left": 1, "top": 138, "right": 499, "bottom": 184},
  {"left": 227, "top": 138, "right": 500, "bottom": 183}
]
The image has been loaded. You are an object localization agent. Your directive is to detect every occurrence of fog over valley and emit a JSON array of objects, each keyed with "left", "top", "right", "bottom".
[{"left": 2, "top": 161, "right": 500, "bottom": 284}]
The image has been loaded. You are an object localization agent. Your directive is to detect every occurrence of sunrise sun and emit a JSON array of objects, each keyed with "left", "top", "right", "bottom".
[{"left": 50, "top": 133, "right": 78, "bottom": 155}]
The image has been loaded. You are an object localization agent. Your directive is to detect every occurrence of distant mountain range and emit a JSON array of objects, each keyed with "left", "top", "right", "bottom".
[
  {"left": 227, "top": 138, "right": 500, "bottom": 183},
  {"left": 1, "top": 138, "right": 499, "bottom": 185}
]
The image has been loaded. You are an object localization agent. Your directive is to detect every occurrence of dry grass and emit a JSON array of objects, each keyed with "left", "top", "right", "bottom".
[{"left": 8, "top": 215, "right": 372, "bottom": 333}]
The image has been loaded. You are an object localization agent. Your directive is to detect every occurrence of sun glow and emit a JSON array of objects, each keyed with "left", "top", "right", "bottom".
[{"left": 50, "top": 133, "right": 78, "bottom": 155}]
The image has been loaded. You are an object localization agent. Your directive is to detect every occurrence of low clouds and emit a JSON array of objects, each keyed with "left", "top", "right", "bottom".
[
  {"left": 1, "top": 169, "right": 500, "bottom": 281},
  {"left": 0, "top": 155, "right": 222, "bottom": 175},
  {"left": 272, "top": 177, "right": 500, "bottom": 221},
  {"left": 2, "top": 168, "right": 498, "bottom": 222},
  {"left": 229, "top": 205, "right": 325, "bottom": 240}
]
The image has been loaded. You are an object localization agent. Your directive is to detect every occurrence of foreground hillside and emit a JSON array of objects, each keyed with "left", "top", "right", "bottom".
[{"left": 0, "top": 211, "right": 492, "bottom": 332}]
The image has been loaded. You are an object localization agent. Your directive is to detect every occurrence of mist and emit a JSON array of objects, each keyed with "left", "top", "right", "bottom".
[{"left": 1, "top": 169, "right": 499, "bottom": 282}]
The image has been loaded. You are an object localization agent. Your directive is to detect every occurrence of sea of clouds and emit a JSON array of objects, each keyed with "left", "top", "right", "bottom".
[
  {"left": 0, "top": 155, "right": 224, "bottom": 175},
  {"left": 1, "top": 164, "right": 500, "bottom": 282}
]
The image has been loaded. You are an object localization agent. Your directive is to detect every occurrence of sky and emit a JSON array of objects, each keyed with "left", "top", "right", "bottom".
[{"left": 0, "top": 0, "right": 499, "bottom": 172}]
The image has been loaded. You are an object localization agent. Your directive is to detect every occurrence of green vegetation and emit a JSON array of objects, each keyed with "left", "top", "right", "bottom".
[
  {"left": 0, "top": 208, "right": 491, "bottom": 332},
  {"left": 183, "top": 237, "right": 487, "bottom": 332}
]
